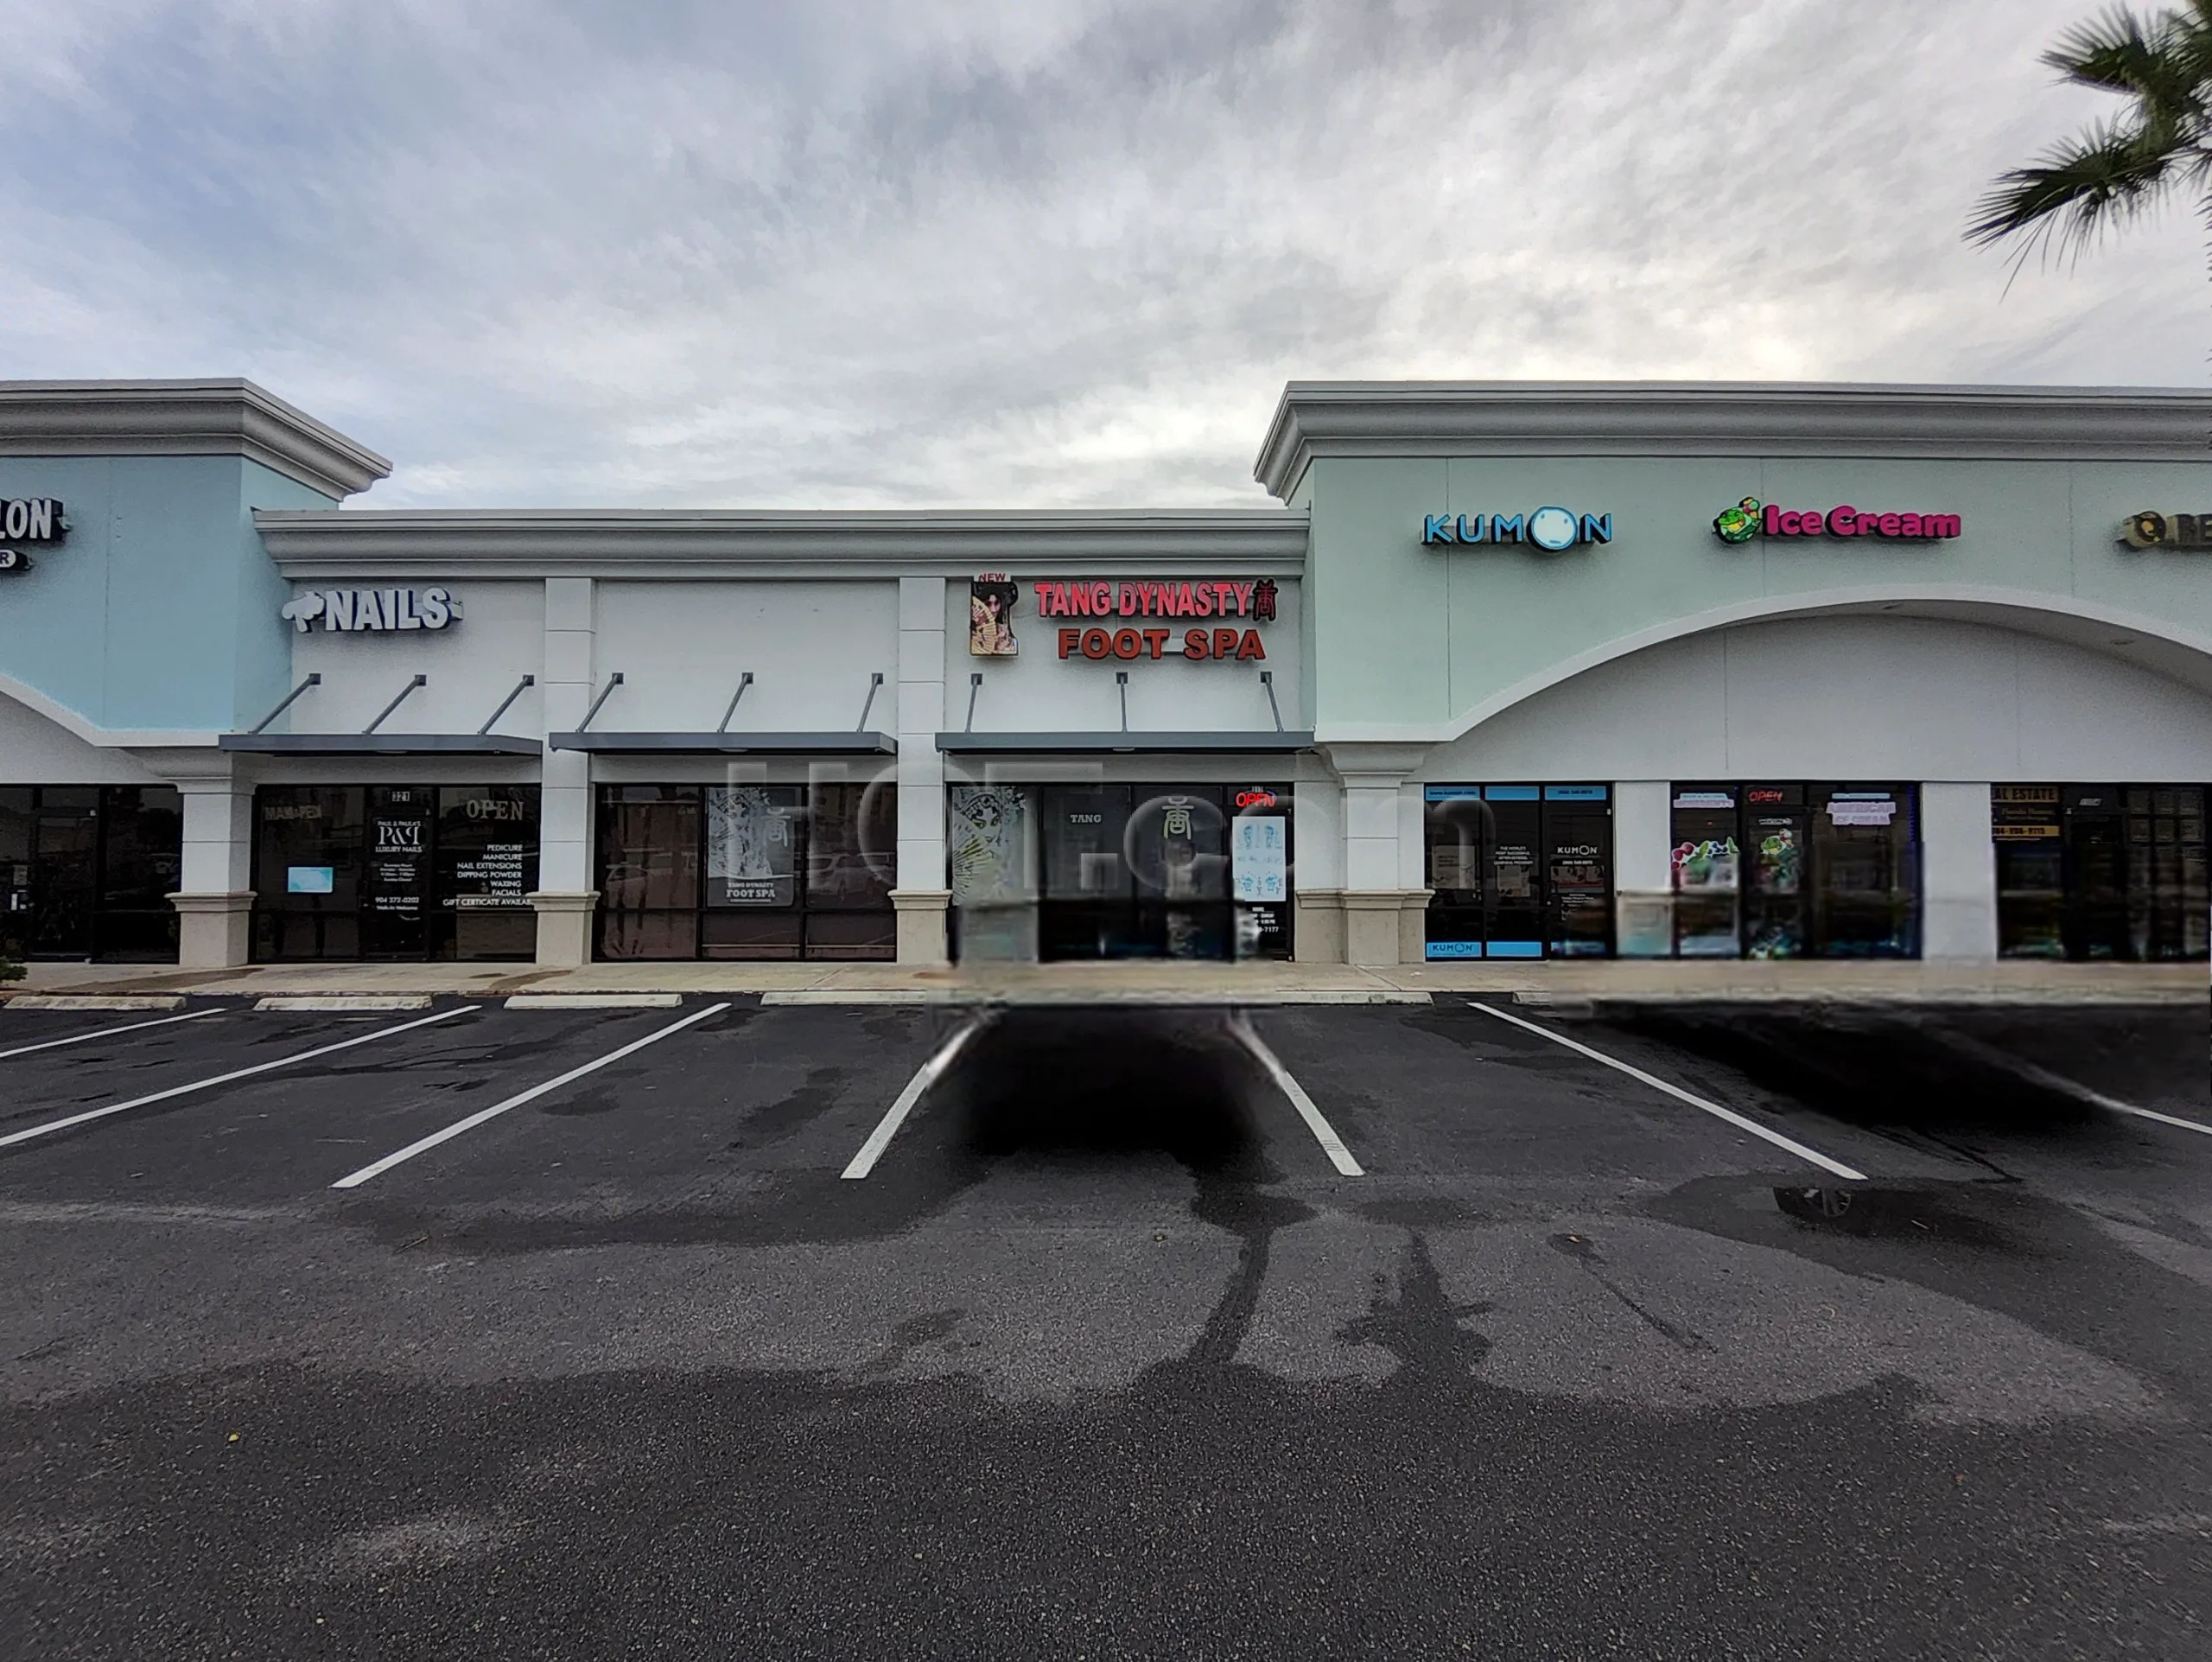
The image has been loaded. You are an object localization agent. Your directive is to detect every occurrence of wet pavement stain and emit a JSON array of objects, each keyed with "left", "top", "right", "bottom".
[
  {"left": 1337, "top": 1234, "right": 1493, "bottom": 1381},
  {"left": 730, "top": 1065, "right": 849, "bottom": 1147},
  {"left": 1548, "top": 1230, "right": 1716, "bottom": 1353}
]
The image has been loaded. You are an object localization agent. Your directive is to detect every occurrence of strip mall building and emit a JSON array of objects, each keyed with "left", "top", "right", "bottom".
[{"left": 0, "top": 379, "right": 2205, "bottom": 971}]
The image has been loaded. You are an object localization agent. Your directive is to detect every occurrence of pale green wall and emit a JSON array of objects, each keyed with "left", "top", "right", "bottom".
[{"left": 1304, "top": 453, "right": 2212, "bottom": 732}]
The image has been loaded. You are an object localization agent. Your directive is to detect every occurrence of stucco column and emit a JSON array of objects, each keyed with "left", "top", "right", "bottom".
[
  {"left": 168, "top": 766, "right": 256, "bottom": 969},
  {"left": 1612, "top": 780, "right": 1673, "bottom": 957},
  {"left": 1292, "top": 776, "right": 1344, "bottom": 963},
  {"left": 1323, "top": 742, "right": 1429, "bottom": 966},
  {"left": 530, "top": 576, "right": 597, "bottom": 968},
  {"left": 892, "top": 576, "right": 950, "bottom": 965},
  {"left": 1920, "top": 781, "right": 1998, "bottom": 960}
]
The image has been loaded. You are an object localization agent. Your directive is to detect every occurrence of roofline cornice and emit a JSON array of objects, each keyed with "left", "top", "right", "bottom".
[
  {"left": 1254, "top": 380, "right": 2212, "bottom": 500},
  {"left": 253, "top": 508, "right": 1312, "bottom": 580},
  {"left": 0, "top": 379, "right": 392, "bottom": 499}
]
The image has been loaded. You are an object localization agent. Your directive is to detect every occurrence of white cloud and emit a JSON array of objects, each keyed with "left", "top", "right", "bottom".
[{"left": 0, "top": 0, "right": 2201, "bottom": 507}]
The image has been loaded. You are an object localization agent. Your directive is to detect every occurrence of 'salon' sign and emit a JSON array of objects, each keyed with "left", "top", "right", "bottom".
[
  {"left": 282, "top": 588, "right": 459, "bottom": 633},
  {"left": 0, "top": 496, "right": 67, "bottom": 574}
]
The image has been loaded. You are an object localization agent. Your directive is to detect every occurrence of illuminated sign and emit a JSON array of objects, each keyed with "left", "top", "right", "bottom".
[
  {"left": 1713, "top": 497, "right": 1961, "bottom": 543},
  {"left": 282, "top": 588, "right": 459, "bottom": 633},
  {"left": 2120, "top": 512, "right": 2212, "bottom": 549},
  {"left": 1234, "top": 788, "right": 1280, "bottom": 809},
  {"left": 0, "top": 496, "right": 67, "bottom": 573},
  {"left": 1055, "top": 626, "right": 1265, "bottom": 661},
  {"left": 1032, "top": 577, "right": 1277, "bottom": 621},
  {"left": 1422, "top": 509, "right": 1611, "bottom": 550}
]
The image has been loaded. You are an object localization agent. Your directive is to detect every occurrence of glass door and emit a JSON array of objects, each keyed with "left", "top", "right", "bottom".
[
  {"left": 1810, "top": 786, "right": 1917, "bottom": 957},
  {"left": 1422, "top": 788, "right": 1487, "bottom": 958},
  {"left": 1670, "top": 787, "right": 1739, "bottom": 957},
  {"left": 1542, "top": 786, "right": 1611, "bottom": 957},
  {"left": 30, "top": 789, "right": 99, "bottom": 957},
  {"left": 1129, "top": 788, "right": 1229, "bottom": 961},
  {"left": 361, "top": 786, "right": 435, "bottom": 958},
  {"left": 1038, "top": 785, "right": 1135, "bottom": 960},
  {"left": 2065, "top": 787, "right": 2129, "bottom": 959},
  {"left": 1480, "top": 786, "right": 1542, "bottom": 958},
  {"left": 1741, "top": 785, "right": 1810, "bottom": 959}
]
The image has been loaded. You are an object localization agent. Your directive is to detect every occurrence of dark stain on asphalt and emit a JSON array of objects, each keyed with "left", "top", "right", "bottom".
[
  {"left": 1548, "top": 1230, "right": 1715, "bottom": 1353},
  {"left": 1649, "top": 1171, "right": 2212, "bottom": 1416},
  {"left": 537, "top": 1086, "right": 620, "bottom": 1118},
  {"left": 731, "top": 1066, "right": 849, "bottom": 1146},
  {"left": 1337, "top": 1234, "right": 1492, "bottom": 1379},
  {"left": 1185, "top": 1182, "right": 1312, "bottom": 1368},
  {"left": 868, "top": 1309, "right": 967, "bottom": 1374}
]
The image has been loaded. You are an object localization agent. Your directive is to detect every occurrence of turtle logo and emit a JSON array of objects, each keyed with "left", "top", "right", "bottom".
[{"left": 1713, "top": 497, "right": 1762, "bottom": 544}]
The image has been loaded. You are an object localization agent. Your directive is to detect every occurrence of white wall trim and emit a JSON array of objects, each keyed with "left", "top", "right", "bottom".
[
  {"left": 1314, "top": 584, "right": 2212, "bottom": 747},
  {"left": 0, "top": 672, "right": 219, "bottom": 748}
]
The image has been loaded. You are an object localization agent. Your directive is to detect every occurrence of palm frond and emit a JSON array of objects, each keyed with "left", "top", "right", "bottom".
[{"left": 1966, "top": 116, "right": 2182, "bottom": 252}]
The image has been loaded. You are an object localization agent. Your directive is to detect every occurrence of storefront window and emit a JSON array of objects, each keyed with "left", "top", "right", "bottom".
[
  {"left": 1669, "top": 783, "right": 1918, "bottom": 958},
  {"left": 1669, "top": 787, "right": 1740, "bottom": 957},
  {"left": 1811, "top": 787, "right": 1917, "bottom": 957},
  {"left": 952, "top": 783, "right": 1287, "bottom": 964},
  {"left": 0, "top": 785, "right": 181, "bottom": 962},
  {"left": 1423, "top": 785, "right": 1613, "bottom": 959},
  {"left": 252, "top": 785, "right": 539, "bottom": 962},
  {"left": 1995, "top": 784, "right": 2207, "bottom": 961},
  {"left": 595, "top": 780, "right": 896, "bottom": 961}
]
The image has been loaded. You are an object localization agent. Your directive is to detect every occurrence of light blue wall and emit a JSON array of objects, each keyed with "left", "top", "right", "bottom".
[
  {"left": 0, "top": 455, "right": 330, "bottom": 731},
  {"left": 1305, "top": 453, "right": 2212, "bottom": 731}
]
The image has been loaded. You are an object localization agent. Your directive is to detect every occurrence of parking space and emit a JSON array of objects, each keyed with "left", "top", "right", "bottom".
[{"left": 3, "top": 997, "right": 2204, "bottom": 1224}]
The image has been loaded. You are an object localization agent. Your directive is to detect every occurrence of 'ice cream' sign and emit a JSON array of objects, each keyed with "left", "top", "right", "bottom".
[{"left": 1713, "top": 498, "right": 1961, "bottom": 543}]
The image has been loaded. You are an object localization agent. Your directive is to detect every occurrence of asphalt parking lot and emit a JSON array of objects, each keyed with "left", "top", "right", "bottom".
[{"left": 2, "top": 993, "right": 2209, "bottom": 1659}]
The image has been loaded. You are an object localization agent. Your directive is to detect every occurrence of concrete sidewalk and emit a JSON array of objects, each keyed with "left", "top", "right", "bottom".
[{"left": 3, "top": 956, "right": 2202, "bottom": 1005}]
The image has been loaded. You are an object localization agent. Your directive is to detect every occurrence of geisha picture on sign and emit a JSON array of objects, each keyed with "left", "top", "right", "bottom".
[{"left": 970, "top": 574, "right": 1019, "bottom": 656}]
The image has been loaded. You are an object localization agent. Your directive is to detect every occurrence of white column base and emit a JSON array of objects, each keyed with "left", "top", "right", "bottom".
[
  {"left": 169, "top": 890, "right": 255, "bottom": 969},
  {"left": 528, "top": 890, "right": 599, "bottom": 968},
  {"left": 1343, "top": 888, "right": 1427, "bottom": 967},
  {"left": 1294, "top": 888, "right": 1344, "bottom": 964},
  {"left": 891, "top": 888, "right": 950, "bottom": 966}
]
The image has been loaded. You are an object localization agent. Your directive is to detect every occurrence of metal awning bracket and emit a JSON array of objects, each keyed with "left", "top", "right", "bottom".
[
  {"left": 246, "top": 672, "right": 321, "bottom": 735},
  {"left": 1260, "top": 669, "right": 1285, "bottom": 733},
  {"left": 577, "top": 672, "right": 625, "bottom": 732},
  {"left": 718, "top": 672, "right": 754, "bottom": 733},
  {"left": 856, "top": 672, "right": 885, "bottom": 732},
  {"left": 362, "top": 674, "right": 427, "bottom": 735},
  {"left": 477, "top": 674, "right": 535, "bottom": 735},
  {"left": 964, "top": 672, "right": 982, "bottom": 733}
]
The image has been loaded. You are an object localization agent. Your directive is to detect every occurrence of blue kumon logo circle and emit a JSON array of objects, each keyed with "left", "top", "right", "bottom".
[{"left": 1528, "top": 506, "right": 1579, "bottom": 551}]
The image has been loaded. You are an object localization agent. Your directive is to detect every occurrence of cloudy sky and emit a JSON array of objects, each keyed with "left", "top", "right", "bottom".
[{"left": 1, "top": 0, "right": 2203, "bottom": 507}]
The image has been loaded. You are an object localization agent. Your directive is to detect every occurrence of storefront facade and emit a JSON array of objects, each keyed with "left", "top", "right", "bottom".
[{"left": 1, "top": 378, "right": 2206, "bottom": 970}]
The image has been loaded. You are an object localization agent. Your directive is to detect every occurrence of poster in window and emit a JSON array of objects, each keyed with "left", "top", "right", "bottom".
[
  {"left": 949, "top": 786, "right": 1033, "bottom": 903},
  {"left": 1231, "top": 815, "right": 1287, "bottom": 903},
  {"left": 708, "top": 786, "right": 797, "bottom": 906},
  {"left": 969, "top": 574, "right": 1019, "bottom": 657}
]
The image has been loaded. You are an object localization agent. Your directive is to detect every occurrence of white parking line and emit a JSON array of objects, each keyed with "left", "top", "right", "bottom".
[
  {"left": 1467, "top": 1000, "right": 1868, "bottom": 1181},
  {"left": 1938, "top": 1031, "right": 2212, "bottom": 1140},
  {"left": 1230, "top": 1013, "right": 1364, "bottom": 1176},
  {"left": 0, "top": 1007, "right": 218, "bottom": 1061},
  {"left": 332, "top": 1002, "right": 733, "bottom": 1188},
  {"left": 842, "top": 1017, "right": 988, "bottom": 1180},
  {"left": 0, "top": 1008, "right": 472, "bottom": 1151}
]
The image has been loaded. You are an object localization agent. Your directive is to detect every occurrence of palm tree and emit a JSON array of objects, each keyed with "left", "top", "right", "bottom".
[{"left": 1967, "top": 3, "right": 2212, "bottom": 261}]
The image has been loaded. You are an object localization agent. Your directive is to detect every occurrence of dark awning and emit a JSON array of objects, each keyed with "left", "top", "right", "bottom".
[
  {"left": 548, "top": 730, "right": 898, "bottom": 755},
  {"left": 935, "top": 730, "right": 1313, "bottom": 755},
  {"left": 217, "top": 733, "right": 542, "bottom": 755}
]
